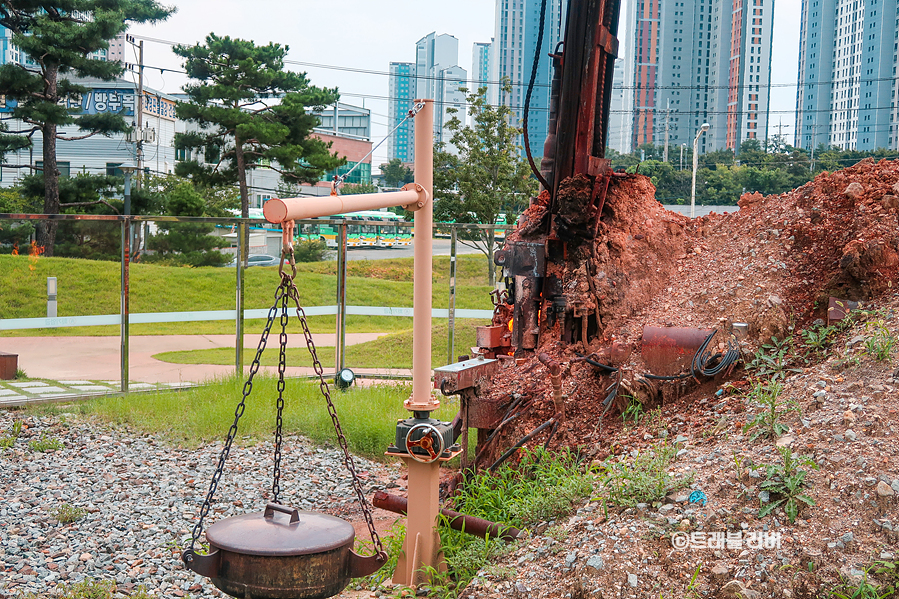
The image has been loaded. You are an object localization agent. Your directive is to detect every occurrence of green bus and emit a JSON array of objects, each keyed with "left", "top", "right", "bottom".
[{"left": 296, "top": 210, "right": 411, "bottom": 248}]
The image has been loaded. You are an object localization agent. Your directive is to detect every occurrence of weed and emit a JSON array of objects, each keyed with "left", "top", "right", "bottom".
[
  {"left": 15, "top": 367, "right": 27, "bottom": 379},
  {"left": 482, "top": 563, "right": 517, "bottom": 579},
  {"left": 28, "top": 433, "right": 63, "bottom": 452},
  {"left": 871, "top": 561, "right": 899, "bottom": 594},
  {"left": 758, "top": 446, "right": 818, "bottom": 524},
  {"left": 743, "top": 381, "right": 801, "bottom": 441},
  {"left": 830, "top": 572, "right": 895, "bottom": 599},
  {"left": 746, "top": 335, "right": 803, "bottom": 381},
  {"left": 52, "top": 503, "right": 86, "bottom": 524},
  {"left": 645, "top": 408, "right": 666, "bottom": 437},
  {"left": 802, "top": 322, "right": 839, "bottom": 353},
  {"left": 363, "top": 449, "right": 592, "bottom": 599},
  {"left": 863, "top": 319, "right": 897, "bottom": 362},
  {"left": 353, "top": 521, "right": 406, "bottom": 590},
  {"left": 684, "top": 564, "right": 702, "bottom": 599},
  {"left": 452, "top": 447, "right": 593, "bottom": 527},
  {"left": 544, "top": 525, "right": 569, "bottom": 542},
  {"left": 0, "top": 419, "right": 23, "bottom": 449},
  {"left": 16, "top": 578, "right": 118, "bottom": 599},
  {"left": 597, "top": 443, "right": 694, "bottom": 507},
  {"left": 621, "top": 395, "right": 645, "bottom": 426}
]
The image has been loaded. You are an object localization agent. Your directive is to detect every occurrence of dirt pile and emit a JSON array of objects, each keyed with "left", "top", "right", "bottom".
[
  {"left": 462, "top": 158, "right": 899, "bottom": 599},
  {"left": 478, "top": 158, "right": 899, "bottom": 457}
]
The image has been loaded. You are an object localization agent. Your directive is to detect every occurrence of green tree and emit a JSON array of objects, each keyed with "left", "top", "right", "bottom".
[
  {"left": 147, "top": 181, "right": 228, "bottom": 267},
  {"left": 433, "top": 85, "right": 537, "bottom": 285},
  {"left": 0, "top": 0, "right": 173, "bottom": 254},
  {"left": 173, "top": 34, "right": 344, "bottom": 262},
  {"left": 379, "top": 158, "right": 413, "bottom": 188},
  {"left": 341, "top": 182, "right": 379, "bottom": 195},
  {"left": 0, "top": 186, "right": 35, "bottom": 249}
]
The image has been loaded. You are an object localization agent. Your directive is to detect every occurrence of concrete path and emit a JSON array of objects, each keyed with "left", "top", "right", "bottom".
[{"left": 2, "top": 333, "right": 406, "bottom": 385}]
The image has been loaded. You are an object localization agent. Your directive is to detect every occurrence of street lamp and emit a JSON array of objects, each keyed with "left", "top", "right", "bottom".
[
  {"left": 690, "top": 123, "right": 710, "bottom": 219},
  {"left": 119, "top": 162, "right": 137, "bottom": 216}
]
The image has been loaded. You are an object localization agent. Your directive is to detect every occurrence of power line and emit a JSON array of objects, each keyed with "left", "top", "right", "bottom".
[{"left": 129, "top": 34, "right": 899, "bottom": 95}]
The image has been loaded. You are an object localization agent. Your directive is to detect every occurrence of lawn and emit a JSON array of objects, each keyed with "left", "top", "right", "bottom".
[
  {"left": 0, "top": 253, "right": 496, "bottom": 337},
  {"left": 32, "top": 376, "right": 461, "bottom": 461},
  {"left": 153, "top": 319, "right": 487, "bottom": 369}
]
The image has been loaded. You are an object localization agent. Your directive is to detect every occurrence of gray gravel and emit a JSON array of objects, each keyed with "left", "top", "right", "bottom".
[{"left": 0, "top": 410, "right": 391, "bottom": 597}]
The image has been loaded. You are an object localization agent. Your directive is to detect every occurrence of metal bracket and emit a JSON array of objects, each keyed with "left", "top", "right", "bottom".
[{"left": 598, "top": 26, "right": 619, "bottom": 57}]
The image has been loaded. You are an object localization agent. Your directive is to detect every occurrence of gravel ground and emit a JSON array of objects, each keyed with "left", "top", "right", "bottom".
[{"left": 0, "top": 412, "right": 394, "bottom": 598}]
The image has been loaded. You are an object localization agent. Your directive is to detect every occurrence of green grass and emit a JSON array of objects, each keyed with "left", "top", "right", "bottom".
[
  {"left": 0, "top": 253, "right": 494, "bottom": 337},
  {"left": 597, "top": 442, "right": 694, "bottom": 507},
  {"left": 52, "top": 503, "right": 87, "bottom": 523},
  {"left": 152, "top": 319, "right": 487, "bottom": 369},
  {"left": 39, "top": 375, "right": 459, "bottom": 460}
]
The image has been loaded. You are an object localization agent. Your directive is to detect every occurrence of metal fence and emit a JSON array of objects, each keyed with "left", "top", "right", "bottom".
[{"left": 0, "top": 213, "right": 511, "bottom": 395}]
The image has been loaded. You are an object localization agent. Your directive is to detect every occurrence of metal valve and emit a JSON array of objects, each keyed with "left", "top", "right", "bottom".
[{"left": 404, "top": 423, "right": 446, "bottom": 463}]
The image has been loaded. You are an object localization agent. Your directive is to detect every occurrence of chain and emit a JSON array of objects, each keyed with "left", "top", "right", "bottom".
[
  {"left": 284, "top": 281, "right": 385, "bottom": 555},
  {"left": 271, "top": 291, "right": 289, "bottom": 504},
  {"left": 188, "top": 285, "right": 286, "bottom": 553}
]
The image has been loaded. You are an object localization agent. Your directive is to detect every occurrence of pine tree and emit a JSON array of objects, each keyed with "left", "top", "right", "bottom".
[
  {"left": 173, "top": 34, "right": 344, "bottom": 261},
  {"left": 0, "top": 1, "right": 174, "bottom": 255}
]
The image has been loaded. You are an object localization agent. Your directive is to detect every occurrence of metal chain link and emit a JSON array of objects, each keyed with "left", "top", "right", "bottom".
[
  {"left": 284, "top": 281, "right": 385, "bottom": 556},
  {"left": 271, "top": 291, "right": 289, "bottom": 504},
  {"left": 188, "top": 285, "right": 286, "bottom": 553}
]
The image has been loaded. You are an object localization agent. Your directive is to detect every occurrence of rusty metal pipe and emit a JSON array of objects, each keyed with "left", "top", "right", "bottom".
[
  {"left": 372, "top": 491, "right": 520, "bottom": 541},
  {"left": 538, "top": 353, "right": 564, "bottom": 421}
]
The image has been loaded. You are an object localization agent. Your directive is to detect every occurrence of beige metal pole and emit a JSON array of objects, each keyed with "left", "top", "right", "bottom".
[
  {"left": 391, "top": 99, "right": 444, "bottom": 588},
  {"left": 408, "top": 99, "right": 438, "bottom": 412}
]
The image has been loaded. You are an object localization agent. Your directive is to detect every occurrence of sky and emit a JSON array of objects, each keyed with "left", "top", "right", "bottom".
[{"left": 129, "top": 0, "right": 804, "bottom": 169}]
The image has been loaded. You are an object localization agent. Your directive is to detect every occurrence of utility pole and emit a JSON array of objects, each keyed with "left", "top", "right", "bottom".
[
  {"left": 663, "top": 99, "right": 670, "bottom": 162},
  {"left": 136, "top": 40, "right": 144, "bottom": 188}
]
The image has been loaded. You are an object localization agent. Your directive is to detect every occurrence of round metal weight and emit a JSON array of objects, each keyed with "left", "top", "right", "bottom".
[{"left": 182, "top": 504, "right": 386, "bottom": 599}]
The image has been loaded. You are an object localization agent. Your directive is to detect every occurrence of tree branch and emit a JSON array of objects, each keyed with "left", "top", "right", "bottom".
[
  {"left": 57, "top": 132, "right": 99, "bottom": 141},
  {"left": 59, "top": 200, "right": 120, "bottom": 214}
]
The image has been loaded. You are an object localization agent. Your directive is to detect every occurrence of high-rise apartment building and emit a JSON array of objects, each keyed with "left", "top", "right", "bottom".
[
  {"left": 387, "top": 33, "right": 467, "bottom": 160},
  {"left": 795, "top": 0, "right": 899, "bottom": 151},
  {"left": 491, "top": 0, "right": 566, "bottom": 156},
  {"left": 388, "top": 62, "right": 416, "bottom": 163},
  {"left": 415, "top": 33, "right": 460, "bottom": 100},
  {"left": 471, "top": 41, "right": 493, "bottom": 94},
  {"left": 623, "top": 0, "right": 774, "bottom": 154}
]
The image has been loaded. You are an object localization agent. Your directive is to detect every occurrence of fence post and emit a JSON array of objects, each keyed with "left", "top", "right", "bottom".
[
  {"left": 120, "top": 218, "right": 130, "bottom": 393},
  {"left": 447, "top": 226, "right": 457, "bottom": 365},
  {"left": 335, "top": 223, "right": 348, "bottom": 375},
  {"left": 235, "top": 220, "right": 246, "bottom": 374}
]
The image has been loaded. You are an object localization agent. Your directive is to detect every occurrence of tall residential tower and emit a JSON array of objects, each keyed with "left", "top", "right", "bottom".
[
  {"left": 491, "top": 0, "right": 566, "bottom": 156},
  {"left": 623, "top": 0, "right": 774, "bottom": 154},
  {"left": 387, "top": 33, "right": 467, "bottom": 160},
  {"left": 795, "top": 0, "right": 899, "bottom": 151},
  {"left": 388, "top": 61, "right": 416, "bottom": 163}
]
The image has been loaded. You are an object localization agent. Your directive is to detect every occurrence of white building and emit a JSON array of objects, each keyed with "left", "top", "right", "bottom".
[{"left": 0, "top": 77, "right": 179, "bottom": 186}]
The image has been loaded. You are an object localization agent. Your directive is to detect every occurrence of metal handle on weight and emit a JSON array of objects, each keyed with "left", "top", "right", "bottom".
[{"left": 264, "top": 503, "right": 300, "bottom": 524}]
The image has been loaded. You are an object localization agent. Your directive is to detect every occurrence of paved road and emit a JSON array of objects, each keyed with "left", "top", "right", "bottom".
[
  {"left": 4, "top": 333, "right": 405, "bottom": 385},
  {"left": 347, "top": 237, "right": 487, "bottom": 261}
]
